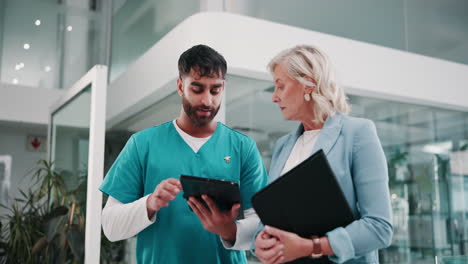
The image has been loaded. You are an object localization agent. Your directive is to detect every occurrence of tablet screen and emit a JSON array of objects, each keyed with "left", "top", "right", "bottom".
[{"left": 180, "top": 175, "right": 244, "bottom": 219}]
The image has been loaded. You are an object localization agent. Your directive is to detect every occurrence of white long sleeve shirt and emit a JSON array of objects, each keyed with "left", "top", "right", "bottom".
[{"left": 101, "top": 120, "right": 261, "bottom": 250}]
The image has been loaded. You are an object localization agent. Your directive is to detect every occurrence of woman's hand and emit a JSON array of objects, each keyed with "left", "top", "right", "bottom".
[
  {"left": 262, "top": 225, "right": 314, "bottom": 263},
  {"left": 255, "top": 229, "right": 285, "bottom": 264}
]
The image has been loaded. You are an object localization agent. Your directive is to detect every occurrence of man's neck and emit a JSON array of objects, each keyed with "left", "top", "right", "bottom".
[{"left": 176, "top": 114, "right": 217, "bottom": 138}]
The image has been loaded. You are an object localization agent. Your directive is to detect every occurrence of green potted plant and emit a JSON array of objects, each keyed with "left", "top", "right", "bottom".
[{"left": 0, "top": 160, "right": 124, "bottom": 264}]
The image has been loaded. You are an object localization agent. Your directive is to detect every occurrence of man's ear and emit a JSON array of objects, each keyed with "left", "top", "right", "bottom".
[{"left": 177, "top": 78, "right": 184, "bottom": 96}]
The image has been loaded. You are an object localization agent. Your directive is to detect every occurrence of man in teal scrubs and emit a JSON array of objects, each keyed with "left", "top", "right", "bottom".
[{"left": 100, "top": 45, "right": 268, "bottom": 264}]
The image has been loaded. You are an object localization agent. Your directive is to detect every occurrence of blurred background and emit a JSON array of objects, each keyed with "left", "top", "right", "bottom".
[{"left": 1, "top": 0, "right": 468, "bottom": 263}]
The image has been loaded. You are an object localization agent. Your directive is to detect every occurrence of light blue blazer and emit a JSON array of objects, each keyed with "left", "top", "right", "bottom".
[{"left": 269, "top": 113, "right": 393, "bottom": 263}]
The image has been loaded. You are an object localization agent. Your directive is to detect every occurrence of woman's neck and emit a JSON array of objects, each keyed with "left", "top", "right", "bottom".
[{"left": 302, "top": 116, "right": 326, "bottom": 131}]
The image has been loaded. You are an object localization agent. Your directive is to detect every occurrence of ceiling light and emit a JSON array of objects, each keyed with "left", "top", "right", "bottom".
[
  {"left": 45, "top": 66, "right": 51, "bottom": 72},
  {"left": 12, "top": 79, "right": 18, "bottom": 84},
  {"left": 23, "top": 43, "right": 30, "bottom": 50},
  {"left": 15, "top": 62, "right": 25, "bottom": 70},
  {"left": 67, "top": 26, "right": 73, "bottom": 32},
  {"left": 422, "top": 141, "right": 452, "bottom": 155},
  {"left": 35, "top": 19, "right": 41, "bottom": 26}
]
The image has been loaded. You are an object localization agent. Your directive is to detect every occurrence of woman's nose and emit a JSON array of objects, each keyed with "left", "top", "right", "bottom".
[{"left": 272, "top": 91, "right": 280, "bottom": 103}]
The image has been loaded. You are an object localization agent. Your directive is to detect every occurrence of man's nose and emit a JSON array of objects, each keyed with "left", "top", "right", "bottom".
[{"left": 201, "top": 91, "right": 213, "bottom": 106}]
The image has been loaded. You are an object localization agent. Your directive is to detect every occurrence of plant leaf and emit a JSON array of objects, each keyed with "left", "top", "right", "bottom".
[
  {"left": 45, "top": 215, "right": 66, "bottom": 242},
  {"left": 32, "top": 236, "right": 48, "bottom": 255},
  {"left": 67, "top": 227, "right": 84, "bottom": 261},
  {"left": 44, "top": 206, "right": 69, "bottom": 221}
]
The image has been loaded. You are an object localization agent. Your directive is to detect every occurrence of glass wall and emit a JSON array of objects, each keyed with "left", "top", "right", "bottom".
[
  {"left": 349, "top": 95, "right": 468, "bottom": 264},
  {"left": 103, "top": 74, "right": 468, "bottom": 263},
  {"left": 110, "top": 0, "right": 200, "bottom": 80},
  {"left": 0, "top": 0, "right": 5, "bottom": 76},
  {"left": 224, "top": 0, "right": 468, "bottom": 65},
  {"left": 225, "top": 75, "right": 468, "bottom": 264},
  {"left": 50, "top": 85, "right": 91, "bottom": 263},
  {"left": 0, "top": 0, "right": 109, "bottom": 89}
]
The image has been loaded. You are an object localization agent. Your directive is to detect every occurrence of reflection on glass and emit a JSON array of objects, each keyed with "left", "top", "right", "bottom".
[
  {"left": 225, "top": 74, "right": 468, "bottom": 264},
  {"left": 0, "top": 0, "right": 108, "bottom": 88},
  {"left": 0, "top": 158, "right": 9, "bottom": 206},
  {"left": 50, "top": 85, "right": 91, "bottom": 263},
  {"left": 225, "top": 75, "right": 298, "bottom": 171},
  {"left": 110, "top": 0, "right": 199, "bottom": 80},
  {"left": 225, "top": 0, "right": 468, "bottom": 65},
  {"left": 351, "top": 95, "right": 468, "bottom": 264},
  {"left": 111, "top": 91, "right": 181, "bottom": 133}
]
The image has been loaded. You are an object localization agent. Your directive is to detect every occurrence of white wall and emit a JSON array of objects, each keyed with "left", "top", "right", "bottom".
[
  {"left": 0, "top": 125, "right": 47, "bottom": 208},
  {"left": 0, "top": 83, "right": 65, "bottom": 124},
  {"left": 106, "top": 12, "right": 468, "bottom": 129}
]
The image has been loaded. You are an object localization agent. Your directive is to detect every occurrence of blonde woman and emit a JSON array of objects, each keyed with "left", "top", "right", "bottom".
[{"left": 254, "top": 45, "right": 393, "bottom": 264}]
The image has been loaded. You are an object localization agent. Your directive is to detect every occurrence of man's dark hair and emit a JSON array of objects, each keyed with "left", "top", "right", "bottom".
[{"left": 178, "top": 44, "right": 227, "bottom": 79}]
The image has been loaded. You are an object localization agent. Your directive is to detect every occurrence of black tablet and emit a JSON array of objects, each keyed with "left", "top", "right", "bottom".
[{"left": 180, "top": 175, "right": 244, "bottom": 219}]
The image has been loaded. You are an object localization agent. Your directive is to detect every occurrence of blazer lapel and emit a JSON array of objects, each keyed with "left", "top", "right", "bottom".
[
  {"left": 311, "top": 113, "right": 344, "bottom": 155},
  {"left": 269, "top": 125, "right": 303, "bottom": 181},
  {"left": 270, "top": 114, "right": 344, "bottom": 180}
]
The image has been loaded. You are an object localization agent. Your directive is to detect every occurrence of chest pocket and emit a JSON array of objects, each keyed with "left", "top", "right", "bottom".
[{"left": 199, "top": 152, "right": 241, "bottom": 183}]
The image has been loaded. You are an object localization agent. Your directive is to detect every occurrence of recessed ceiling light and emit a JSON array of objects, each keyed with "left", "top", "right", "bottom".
[
  {"left": 23, "top": 43, "right": 30, "bottom": 50},
  {"left": 15, "top": 62, "right": 25, "bottom": 70},
  {"left": 45, "top": 66, "right": 51, "bottom": 72},
  {"left": 67, "top": 26, "right": 73, "bottom": 32},
  {"left": 35, "top": 19, "right": 41, "bottom": 26},
  {"left": 12, "top": 79, "right": 18, "bottom": 84}
]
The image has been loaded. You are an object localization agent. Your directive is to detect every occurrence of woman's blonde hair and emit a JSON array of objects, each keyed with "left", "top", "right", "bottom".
[{"left": 268, "top": 45, "right": 350, "bottom": 124}]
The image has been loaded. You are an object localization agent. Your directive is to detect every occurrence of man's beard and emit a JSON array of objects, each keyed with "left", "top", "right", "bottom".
[{"left": 182, "top": 96, "right": 220, "bottom": 127}]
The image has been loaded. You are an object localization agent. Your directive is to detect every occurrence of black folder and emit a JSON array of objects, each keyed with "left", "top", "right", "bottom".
[{"left": 252, "top": 149, "right": 355, "bottom": 264}]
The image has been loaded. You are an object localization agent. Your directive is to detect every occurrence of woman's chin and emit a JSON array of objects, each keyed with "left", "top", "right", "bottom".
[{"left": 282, "top": 114, "right": 292, "bottom": 121}]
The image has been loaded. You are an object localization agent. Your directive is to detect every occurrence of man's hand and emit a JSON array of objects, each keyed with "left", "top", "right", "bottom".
[
  {"left": 188, "top": 194, "right": 240, "bottom": 242},
  {"left": 255, "top": 230, "right": 285, "bottom": 264},
  {"left": 146, "top": 178, "right": 182, "bottom": 219},
  {"left": 259, "top": 225, "right": 313, "bottom": 263}
]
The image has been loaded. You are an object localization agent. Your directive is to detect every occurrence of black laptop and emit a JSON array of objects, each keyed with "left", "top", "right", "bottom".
[{"left": 252, "top": 149, "right": 355, "bottom": 264}]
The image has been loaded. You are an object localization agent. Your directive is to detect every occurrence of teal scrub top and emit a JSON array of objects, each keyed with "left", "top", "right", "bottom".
[{"left": 100, "top": 121, "right": 268, "bottom": 264}]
